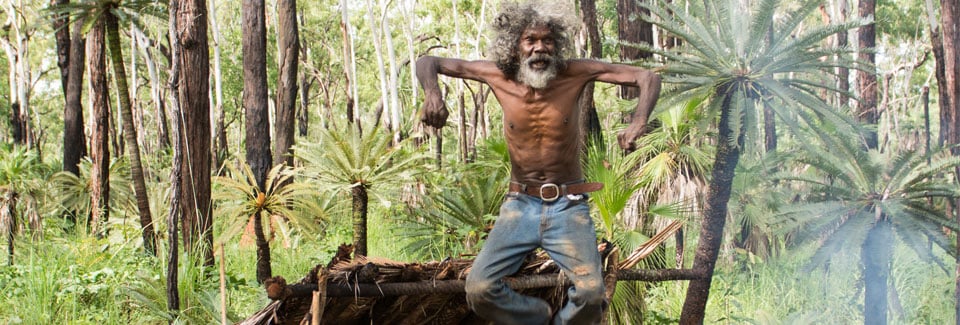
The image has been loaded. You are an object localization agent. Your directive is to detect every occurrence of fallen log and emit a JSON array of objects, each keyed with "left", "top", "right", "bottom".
[{"left": 279, "top": 267, "right": 704, "bottom": 298}]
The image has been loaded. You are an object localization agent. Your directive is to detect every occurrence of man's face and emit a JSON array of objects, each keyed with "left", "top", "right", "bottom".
[{"left": 516, "top": 25, "right": 560, "bottom": 89}]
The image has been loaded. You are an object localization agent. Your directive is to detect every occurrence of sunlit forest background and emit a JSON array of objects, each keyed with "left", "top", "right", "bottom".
[{"left": 1, "top": 0, "right": 959, "bottom": 323}]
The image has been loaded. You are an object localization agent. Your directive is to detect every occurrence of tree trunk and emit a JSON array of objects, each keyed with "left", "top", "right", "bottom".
[
  {"left": 166, "top": 0, "right": 183, "bottom": 311},
  {"left": 862, "top": 215, "right": 892, "bottom": 325},
  {"left": 88, "top": 19, "right": 111, "bottom": 236},
  {"left": 255, "top": 211, "right": 272, "bottom": 284},
  {"left": 340, "top": 0, "right": 358, "bottom": 128},
  {"left": 617, "top": 0, "right": 653, "bottom": 100},
  {"left": 679, "top": 91, "right": 742, "bottom": 324},
  {"left": 274, "top": 0, "right": 300, "bottom": 167},
  {"left": 857, "top": 0, "right": 879, "bottom": 149},
  {"left": 579, "top": 0, "right": 604, "bottom": 146},
  {"left": 244, "top": 0, "right": 273, "bottom": 283},
  {"left": 209, "top": 0, "right": 226, "bottom": 172},
  {"left": 104, "top": 11, "right": 157, "bottom": 256},
  {"left": 352, "top": 185, "right": 369, "bottom": 257},
  {"left": 837, "top": 0, "right": 850, "bottom": 107},
  {"left": 177, "top": 0, "right": 213, "bottom": 266},
  {"left": 51, "top": 0, "right": 82, "bottom": 172},
  {"left": 63, "top": 22, "right": 86, "bottom": 176},
  {"left": 52, "top": 0, "right": 69, "bottom": 96}
]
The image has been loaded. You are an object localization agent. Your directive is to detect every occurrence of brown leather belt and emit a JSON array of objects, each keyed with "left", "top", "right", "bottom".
[{"left": 508, "top": 181, "right": 604, "bottom": 202}]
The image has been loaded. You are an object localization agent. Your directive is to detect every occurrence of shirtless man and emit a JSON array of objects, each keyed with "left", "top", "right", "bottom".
[{"left": 416, "top": 1, "right": 660, "bottom": 324}]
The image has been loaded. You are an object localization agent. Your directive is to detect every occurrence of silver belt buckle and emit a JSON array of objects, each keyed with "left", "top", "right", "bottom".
[{"left": 540, "top": 183, "right": 560, "bottom": 202}]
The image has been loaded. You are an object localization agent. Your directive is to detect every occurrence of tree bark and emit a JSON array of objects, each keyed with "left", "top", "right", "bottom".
[
  {"left": 837, "top": 0, "right": 851, "bottom": 107},
  {"left": 578, "top": 0, "right": 604, "bottom": 146},
  {"left": 177, "top": 0, "right": 213, "bottom": 266},
  {"left": 274, "top": 0, "right": 300, "bottom": 167},
  {"left": 104, "top": 11, "right": 156, "bottom": 256},
  {"left": 51, "top": 0, "right": 69, "bottom": 95},
  {"left": 63, "top": 21, "right": 86, "bottom": 176},
  {"left": 244, "top": 0, "right": 273, "bottom": 283},
  {"left": 166, "top": 0, "right": 183, "bottom": 311},
  {"left": 680, "top": 91, "right": 742, "bottom": 324},
  {"left": 352, "top": 185, "right": 369, "bottom": 257},
  {"left": 209, "top": 0, "right": 227, "bottom": 172},
  {"left": 617, "top": 0, "right": 653, "bottom": 100},
  {"left": 857, "top": 0, "right": 879, "bottom": 149},
  {"left": 87, "top": 19, "right": 110, "bottom": 236}
]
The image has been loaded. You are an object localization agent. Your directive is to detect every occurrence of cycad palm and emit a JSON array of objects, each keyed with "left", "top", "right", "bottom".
[
  {"left": 214, "top": 163, "right": 323, "bottom": 283},
  {"left": 399, "top": 166, "right": 505, "bottom": 260},
  {"left": 639, "top": 0, "right": 865, "bottom": 321},
  {"left": 777, "top": 131, "right": 960, "bottom": 324},
  {"left": 296, "top": 127, "right": 425, "bottom": 257}
]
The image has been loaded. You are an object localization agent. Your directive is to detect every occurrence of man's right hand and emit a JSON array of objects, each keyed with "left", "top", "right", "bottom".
[{"left": 421, "top": 93, "right": 449, "bottom": 128}]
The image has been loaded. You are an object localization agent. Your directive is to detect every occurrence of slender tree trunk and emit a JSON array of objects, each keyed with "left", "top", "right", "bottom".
[
  {"left": 104, "top": 11, "right": 157, "bottom": 256},
  {"left": 51, "top": 0, "right": 83, "bottom": 172},
  {"left": 52, "top": 0, "right": 70, "bottom": 95},
  {"left": 63, "top": 22, "right": 86, "bottom": 176},
  {"left": 88, "top": 19, "right": 110, "bottom": 236},
  {"left": 2, "top": 0, "right": 32, "bottom": 148},
  {"left": 617, "top": 0, "right": 653, "bottom": 100},
  {"left": 209, "top": 0, "right": 226, "bottom": 172},
  {"left": 167, "top": 0, "right": 183, "bottom": 311},
  {"left": 837, "top": 0, "right": 850, "bottom": 106},
  {"left": 177, "top": 0, "right": 213, "bottom": 266},
  {"left": 352, "top": 185, "right": 369, "bottom": 257},
  {"left": 862, "top": 215, "right": 892, "bottom": 325},
  {"left": 275, "top": 0, "right": 300, "bottom": 167},
  {"left": 132, "top": 27, "right": 170, "bottom": 150},
  {"left": 243, "top": 0, "right": 273, "bottom": 283},
  {"left": 579, "top": 0, "right": 604, "bottom": 146},
  {"left": 680, "top": 92, "right": 742, "bottom": 324},
  {"left": 340, "top": 0, "right": 358, "bottom": 128},
  {"left": 857, "top": 0, "right": 879, "bottom": 149}
]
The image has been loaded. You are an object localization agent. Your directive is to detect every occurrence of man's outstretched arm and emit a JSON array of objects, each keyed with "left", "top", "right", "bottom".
[
  {"left": 416, "top": 56, "right": 497, "bottom": 128},
  {"left": 617, "top": 68, "right": 661, "bottom": 152},
  {"left": 416, "top": 56, "right": 449, "bottom": 129},
  {"left": 574, "top": 60, "right": 662, "bottom": 152}
]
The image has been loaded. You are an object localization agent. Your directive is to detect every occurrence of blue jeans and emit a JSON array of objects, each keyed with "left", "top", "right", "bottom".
[{"left": 465, "top": 192, "right": 604, "bottom": 325}]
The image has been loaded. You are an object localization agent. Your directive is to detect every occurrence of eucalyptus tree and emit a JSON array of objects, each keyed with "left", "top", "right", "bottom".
[
  {"left": 777, "top": 130, "right": 960, "bottom": 325},
  {"left": 49, "top": 0, "right": 88, "bottom": 176},
  {"left": 617, "top": 0, "right": 653, "bottom": 100},
  {"left": 638, "top": 0, "right": 866, "bottom": 322},
  {"left": 87, "top": 16, "right": 110, "bottom": 237},
  {"left": 858, "top": 0, "right": 879, "bottom": 149},
  {"left": 62, "top": 14, "right": 87, "bottom": 176},
  {"left": 51, "top": 0, "right": 165, "bottom": 255},
  {"left": 274, "top": 0, "right": 300, "bottom": 167},
  {"left": 243, "top": 0, "right": 271, "bottom": 280},
  {"left": 295, "top": 127, "right": 425, "bottom": 257}
]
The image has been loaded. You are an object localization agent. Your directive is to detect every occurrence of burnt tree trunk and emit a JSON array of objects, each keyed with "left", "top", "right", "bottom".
[
  {"left": 63, "top": 21, "right": 87, "bottom": 175},
  {"left": 243, "top": 0, "right": 273, "bottom": 283},
  {"left": 274, "top": 0, "right": 300, "bottom": 167},
  {"left": 176, "top": 0, "right": 213, "bottom": 266}
]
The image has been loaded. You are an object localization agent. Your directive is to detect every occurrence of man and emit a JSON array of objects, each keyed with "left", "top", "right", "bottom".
[{"left": 416, "top": 1, "right": 660, "bottom": 324}]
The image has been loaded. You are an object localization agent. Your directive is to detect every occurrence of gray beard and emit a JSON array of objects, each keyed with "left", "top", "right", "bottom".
[{"left": 517, "top": 56, "right": 558, "bottom": 89}]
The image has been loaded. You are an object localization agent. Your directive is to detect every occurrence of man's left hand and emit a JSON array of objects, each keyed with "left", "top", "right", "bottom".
[{"left": 617, "top": 123, "right": 648, "bottom": 153}]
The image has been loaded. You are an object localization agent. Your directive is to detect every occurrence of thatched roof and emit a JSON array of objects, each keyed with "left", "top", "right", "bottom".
[{"left": 239, "top": 221, "right": 699, "bottom": 325}]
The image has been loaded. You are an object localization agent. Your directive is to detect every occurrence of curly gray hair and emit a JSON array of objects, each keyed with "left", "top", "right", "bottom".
[{"left": 488, "top": 1, "right": 578, "bottom": 78}]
